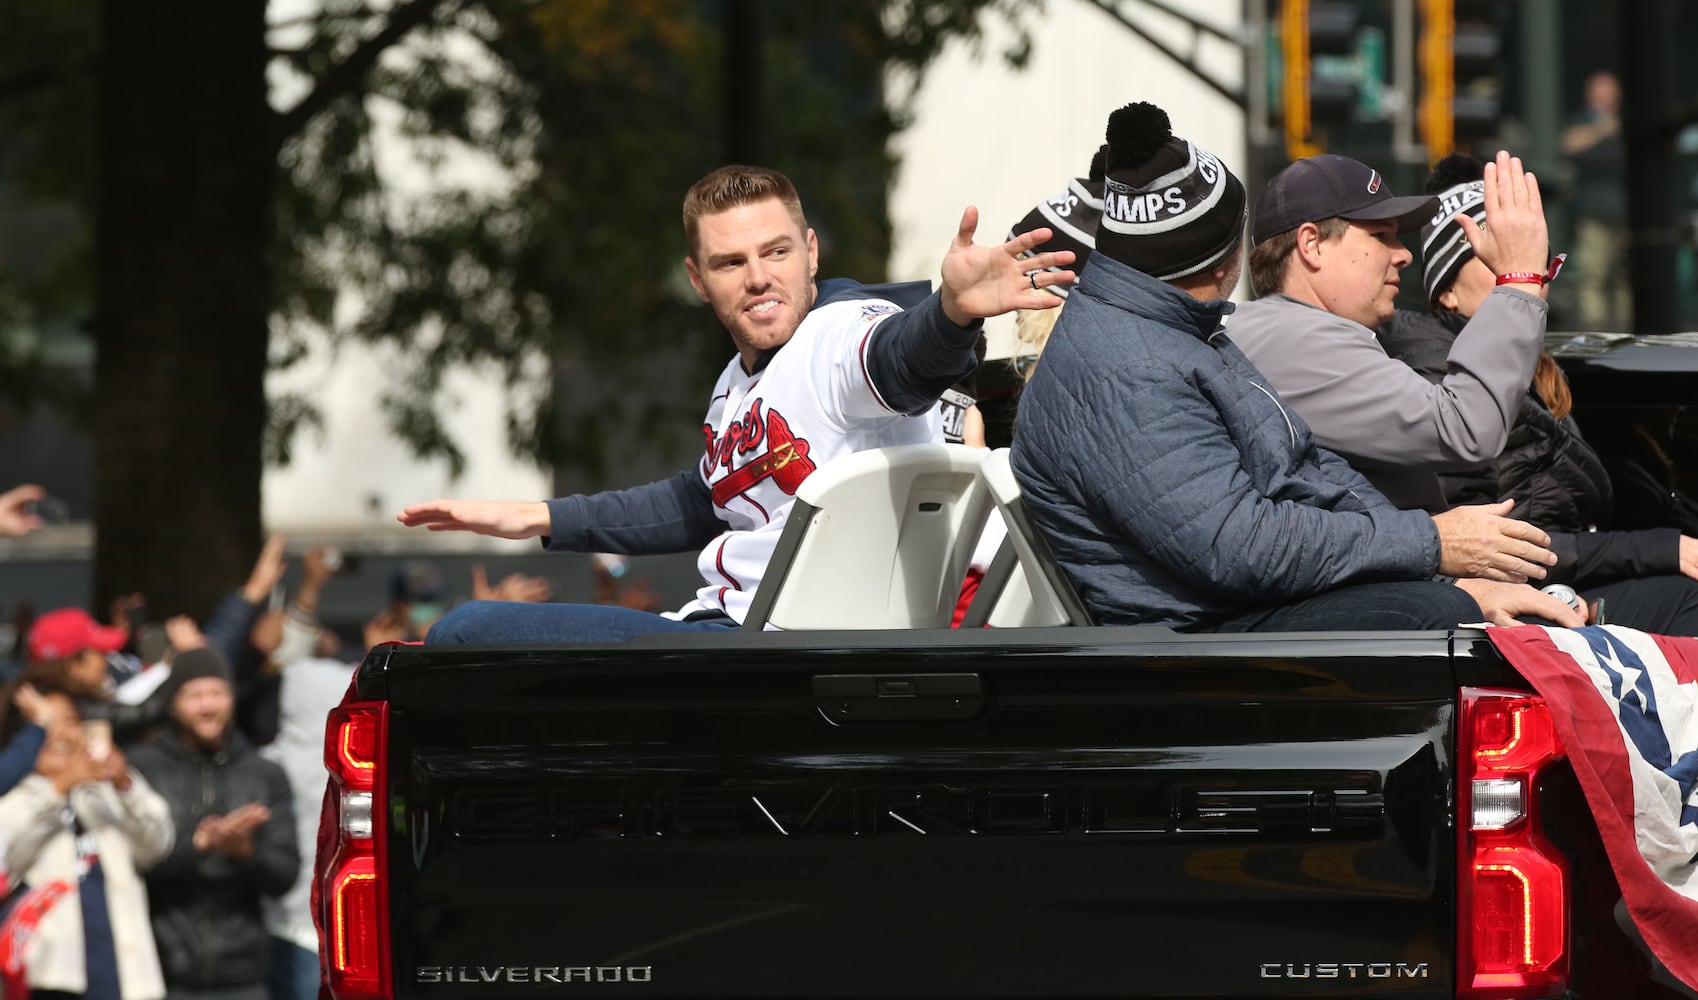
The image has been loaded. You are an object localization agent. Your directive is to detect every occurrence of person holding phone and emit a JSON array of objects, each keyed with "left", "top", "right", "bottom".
[{"left": 0, "top": 652, "right": 174, "bottom": 1000}]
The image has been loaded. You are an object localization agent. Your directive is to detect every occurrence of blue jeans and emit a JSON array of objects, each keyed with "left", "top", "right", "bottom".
[
  {"left": 427, "top": 601, "right": 738, "bottom": 644},
  {"left": 1201, "top": 580, "right": 1483, "bottom": 632},
  {"left": 267, "top": 938, "right": 318, "bottom": 1000}
]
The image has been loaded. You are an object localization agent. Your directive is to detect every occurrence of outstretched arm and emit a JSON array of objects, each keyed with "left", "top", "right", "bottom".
[
  {"left": 939, "top": 206, "right": 1075, "bottom": 326},
  {"left": 860, "top": 208, "right": 1077, "bottom": 415},
  {"left": 401, "top": 472, "right": 724, "bottom": 556}
]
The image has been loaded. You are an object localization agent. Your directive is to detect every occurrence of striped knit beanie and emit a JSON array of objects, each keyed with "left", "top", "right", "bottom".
[
  {"left": 1095, "top": 102, "right": 1246, "bottom": 281},
  {"left": 1420, "top": 153, "right": 1489, "bottom": 305},
  {"left": 1007, "top": 146, "right": 1105, "bottom": 298}
]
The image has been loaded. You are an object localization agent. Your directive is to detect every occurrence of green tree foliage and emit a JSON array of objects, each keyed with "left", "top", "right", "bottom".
[{"left": 0, "top": 0, "right": 1037, "bottom": 614}]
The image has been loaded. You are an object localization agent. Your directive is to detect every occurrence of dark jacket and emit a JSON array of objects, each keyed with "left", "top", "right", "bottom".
[
  {"left": 1378, "top": 308, "right": 1679, "bottom": 587},
  {"left": 128, "top": 727, "right": 299, "bottom": 990},
  {"left": 1011, "top": 254, "right": 1441, "bottom": 629}
]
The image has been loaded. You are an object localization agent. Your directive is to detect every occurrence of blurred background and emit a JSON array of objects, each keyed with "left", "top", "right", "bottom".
[{"left": 1, "top": 0, "right": 1694, "bottom": 637}]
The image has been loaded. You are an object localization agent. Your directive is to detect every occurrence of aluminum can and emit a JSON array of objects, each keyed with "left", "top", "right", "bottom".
[{"left": 1540, "top": 583, "right": 1584, "bottom": 614}]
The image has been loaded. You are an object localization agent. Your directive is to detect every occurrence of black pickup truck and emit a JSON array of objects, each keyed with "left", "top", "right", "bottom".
[
  {"left": 308, "top": 338, "right": 1698, "bottom": 1000},
  {"left": 312, "top": 624, "right": 1687, "bottom": 1000}
]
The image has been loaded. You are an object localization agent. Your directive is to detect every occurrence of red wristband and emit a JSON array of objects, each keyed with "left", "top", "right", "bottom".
[{"left": 1496, "top": 253, "right": 1569, "bottom": 288}]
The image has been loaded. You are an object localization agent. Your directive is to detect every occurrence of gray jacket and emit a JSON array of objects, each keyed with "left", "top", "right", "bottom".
[
  {"left": 1011, "top": 255, "right": 1441, "bottom": 630},
  {"left": 1227, "top": 288, "right": 1546, "bottom": 511}
]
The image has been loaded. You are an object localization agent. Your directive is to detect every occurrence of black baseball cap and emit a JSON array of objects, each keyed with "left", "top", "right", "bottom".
[{"left": 1251, "top": 153, "right": 1438, "bottom": 245}]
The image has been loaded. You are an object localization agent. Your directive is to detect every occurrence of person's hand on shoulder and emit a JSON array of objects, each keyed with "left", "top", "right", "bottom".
[
  {"left": 1432, "top": 499, "right": 1557, "bottom": 583},
  {"left": 1680, "top": 535, "right": 1697, "bottom": 582},
  {"left": 397, "top": 499, "right": 551, "bottom": 540}
]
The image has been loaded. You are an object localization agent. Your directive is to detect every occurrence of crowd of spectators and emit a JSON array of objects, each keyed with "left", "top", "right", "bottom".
[{"left": 0, "top": 496, "right": 636, "bottom": 1000}]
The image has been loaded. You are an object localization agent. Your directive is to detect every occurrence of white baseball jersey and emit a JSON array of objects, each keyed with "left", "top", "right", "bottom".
[{"left": 668, "top": 296, "right": 945, "bottom": 622}]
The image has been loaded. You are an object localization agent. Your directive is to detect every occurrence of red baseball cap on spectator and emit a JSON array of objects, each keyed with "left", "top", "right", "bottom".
[{"left": 27, "top": 608, "right": 127, "bottom": 663}]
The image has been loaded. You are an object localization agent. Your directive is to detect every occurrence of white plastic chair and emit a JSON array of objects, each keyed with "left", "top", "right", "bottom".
[
  {"left": 742, "top": 444, "right": 994, "bottom": 630},
  {"left": 960, "top": 448, "right": 1094, "bottom": 627}
]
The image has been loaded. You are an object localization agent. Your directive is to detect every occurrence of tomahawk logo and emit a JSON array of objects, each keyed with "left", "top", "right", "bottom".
[
  {"left": 1366, "top": 170, "right": 1383, "bottom": 194},
  {"left": 705, "top": 400, "right": 816, "bottom": 507}
]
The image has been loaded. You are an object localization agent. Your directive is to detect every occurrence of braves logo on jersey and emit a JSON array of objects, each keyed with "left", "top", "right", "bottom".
[{"left": 702, "top": 398, "right": 817, "bottom": 509}]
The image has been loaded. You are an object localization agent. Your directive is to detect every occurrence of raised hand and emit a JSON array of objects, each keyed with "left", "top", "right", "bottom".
[
  {"left": 13, "top": 683, "right": 61, "bottom": 729},
  {"left": 302, "top": 545, "right": 337, "bottom": 589},
  {"left": 1432, "top": 499, "right": 1558, "bottom": 583},
  {"left": 1456, "top": 150, "right": 1549, "bottom": 283},
  {"left": 472, "top": 564, "right": 552, "bottom": 603},
  {"left": 938, "top": 206, "right": 1077, "bottom": 326},
  {"left": 397, "top": 499, "right": 551, "bottom": 540},
  {"left": 0, "top": 483, "right": 45, "bottom": 537},
  {"left": 109, "top": 593, "right": 145, "bottom": 634},
  {"left": 241, "top": 534, "right": 289, "bottom": 604},
  {"left": 362, "top": 608, "right": 411, "bottom": 651},
  {"left": 93, "top": 744, "right": 133, "bottom": 792},
  {"left": 165, "top": 614, "right": 207, "bottom": 653}
]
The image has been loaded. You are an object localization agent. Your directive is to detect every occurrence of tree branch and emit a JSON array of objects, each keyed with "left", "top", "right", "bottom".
[
  {"left": 272, "top": 0, "right": 455, "bottom": 149},
  {"left": 266, "top": 7, "right": 380, "bottom": 34}
]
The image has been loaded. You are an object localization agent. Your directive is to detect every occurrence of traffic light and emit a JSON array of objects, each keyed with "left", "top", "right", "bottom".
[
  {"left": 1419, "top": 0, "right": 1507, "bottom": 158},
  {"left": 1276, "top": 0, "right": 1387, "bottom": 160}
]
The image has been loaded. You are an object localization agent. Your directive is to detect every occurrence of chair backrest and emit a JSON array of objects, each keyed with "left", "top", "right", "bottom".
[
  {"left": 743, "top": 444, "right": 994, "bottom": 630},
  {"left": 966, "top": 449, "right": 1094, "bottom": 627}
]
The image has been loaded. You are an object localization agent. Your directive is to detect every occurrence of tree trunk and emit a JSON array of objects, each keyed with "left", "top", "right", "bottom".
[{"left": 94, "top": 1, "right": 272, "bottom": 619}]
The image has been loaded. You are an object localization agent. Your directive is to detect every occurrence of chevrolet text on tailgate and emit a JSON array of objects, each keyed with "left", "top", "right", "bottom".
[{"left": 311, "top": 627, "right": 1676, "bottom": 1000}]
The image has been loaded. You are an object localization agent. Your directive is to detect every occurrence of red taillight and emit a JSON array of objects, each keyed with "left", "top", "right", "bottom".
[
  {"left": 322, "top": 701, "right": 391, "bottom": 1000},
  {"left": 1457, "top": 689, "right": 1569, "bottom": 999}
]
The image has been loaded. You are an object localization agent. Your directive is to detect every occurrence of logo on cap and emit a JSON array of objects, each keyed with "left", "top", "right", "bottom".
[{"left": 1367, "top": 171, "right": 1383, "bottom": 195}]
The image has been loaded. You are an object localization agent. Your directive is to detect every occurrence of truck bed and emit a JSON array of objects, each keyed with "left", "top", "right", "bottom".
[{"left": 358, "top": 627, "right": 1528, "bottom": 999}]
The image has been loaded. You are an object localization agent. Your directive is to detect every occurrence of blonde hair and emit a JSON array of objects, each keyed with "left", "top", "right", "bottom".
[
  {"left": 1013, "top": 304, "right": 1063, "bottom": 382},
  {"left": 681, "top": 166, "right": 807, "bottom": 259}
]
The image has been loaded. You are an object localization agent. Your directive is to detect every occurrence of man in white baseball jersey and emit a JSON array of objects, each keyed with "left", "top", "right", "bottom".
[{"left": 401, "top": 165, "right": 1075, "bottom": 642}]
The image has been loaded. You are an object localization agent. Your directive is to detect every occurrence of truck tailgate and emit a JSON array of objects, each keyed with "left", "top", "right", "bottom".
[{"left": 371, "top": 628, "right": 1472, "bottom": 998}]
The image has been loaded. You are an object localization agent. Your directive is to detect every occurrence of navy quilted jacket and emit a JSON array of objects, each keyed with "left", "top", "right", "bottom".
[{"left": 1010, "top": 254, "right": 1442, "bottom": 629}]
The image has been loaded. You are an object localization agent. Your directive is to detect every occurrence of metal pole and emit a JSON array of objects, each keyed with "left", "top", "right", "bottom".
[{"left": 1619, "top": 0, "right": 1680, "bottom": 333}]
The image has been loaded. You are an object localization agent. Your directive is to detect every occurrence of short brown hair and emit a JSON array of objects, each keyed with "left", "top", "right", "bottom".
[
  {"left": 682, "top": 166, "right": 808, "bottom": 259},
  {"left": 1247, "top": 216, "right": 1349, "bottom": 297}
]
